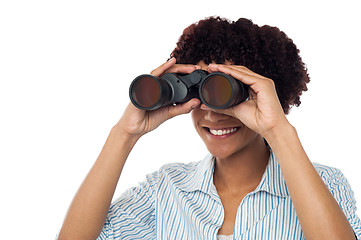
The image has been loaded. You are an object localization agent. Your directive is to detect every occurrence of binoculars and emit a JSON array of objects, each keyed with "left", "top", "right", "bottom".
[{"left": 129, "top": 70, "right": 249, "bottom": 110}]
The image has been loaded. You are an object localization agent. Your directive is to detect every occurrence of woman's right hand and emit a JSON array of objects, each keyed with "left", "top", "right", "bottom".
[{"left": 116, "top": 58, "right": 201, "bottom": 139}]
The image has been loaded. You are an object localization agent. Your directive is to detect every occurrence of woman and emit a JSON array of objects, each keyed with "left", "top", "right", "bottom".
[{"left": 58, "top": 17, "right": 361, "bottom": 239}]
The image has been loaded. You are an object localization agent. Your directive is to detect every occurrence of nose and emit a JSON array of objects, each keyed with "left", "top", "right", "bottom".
[{"left": 201, "top": 104, "right": 230, "bottom": 122}]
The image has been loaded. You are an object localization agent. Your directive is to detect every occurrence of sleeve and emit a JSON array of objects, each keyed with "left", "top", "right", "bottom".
[
  {"left": 320, "top": 167, "right": 361, "bottom": 239},
  {"left": 97, "top": 171, "right": 159, "bottom": 240}
]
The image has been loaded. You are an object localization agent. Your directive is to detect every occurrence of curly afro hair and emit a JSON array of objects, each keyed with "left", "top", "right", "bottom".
[{"left": 171, "top": 17, "right": 310, "bottom": 114}]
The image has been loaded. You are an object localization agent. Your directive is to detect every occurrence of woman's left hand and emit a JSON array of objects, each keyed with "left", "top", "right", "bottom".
[{"left": 206, "top": 64, "right": 291, "bottom": 139}]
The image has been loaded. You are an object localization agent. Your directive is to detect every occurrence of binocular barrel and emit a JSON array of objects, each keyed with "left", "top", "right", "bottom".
[{"left": 129, "top": 70, "right": 249, "bottom": 110}]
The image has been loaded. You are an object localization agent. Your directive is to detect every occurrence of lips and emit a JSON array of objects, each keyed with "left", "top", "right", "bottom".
[{"left": 205, "top": 127, "right": 239, "bottom": 136}]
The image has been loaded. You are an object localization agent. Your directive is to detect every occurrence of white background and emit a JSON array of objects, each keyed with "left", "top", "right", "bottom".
[{"left": 1, "top": 0, "right": 360, "bottom": 239}]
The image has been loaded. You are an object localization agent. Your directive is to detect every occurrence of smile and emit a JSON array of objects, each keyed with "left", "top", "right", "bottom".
[{"left": 208, "top": 127, "right": 239, "bottom": 136}]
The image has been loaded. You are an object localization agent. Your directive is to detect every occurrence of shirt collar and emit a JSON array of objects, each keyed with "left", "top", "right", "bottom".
[
  {"left": 254, "top": 151, "right": 289, "bottom": 198},
  {"left": 176, "top": 154, "right": 214, "bottom": 193},
  {"left": 180, "top": 151, "right": 289, "bottom": 198}
]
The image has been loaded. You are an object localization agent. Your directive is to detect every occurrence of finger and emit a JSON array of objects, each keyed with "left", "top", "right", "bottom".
[
  {"left": 208, "top": 64, "right": 263, "bottom": 78},
  {"left": 226, "top": 65, "right": 266, "bottom": 79},
  {"left": 248, "top": 88, "right": 257, "bottom": 100},
  {"left": 163, "top": 64, "right": 201, "bottom": 75},
  {"left": 207, "top": 64, "right": 275, "bottom": 94},
  {"left": 167, "top": 98, "right": 201, "bottom": 119},
  {"left": 207, "top": 64, "right": 258, "bottom": 85},
  {"left": 150, "top": 57, "right": 177, "bottom": 76}
]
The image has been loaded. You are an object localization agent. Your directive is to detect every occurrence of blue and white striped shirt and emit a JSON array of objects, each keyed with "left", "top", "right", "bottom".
[{"left": 98, "top": 152, "right": 361, "bottom": 239}]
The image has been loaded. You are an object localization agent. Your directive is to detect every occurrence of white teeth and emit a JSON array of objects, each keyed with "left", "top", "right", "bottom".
[{"left": 209, "top": 127, "right": 238, "bottom": 136}]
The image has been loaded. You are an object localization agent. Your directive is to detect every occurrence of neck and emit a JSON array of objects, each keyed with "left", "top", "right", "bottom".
[{"left": 213, "top": 136, "right": 270, "bottom": 195}]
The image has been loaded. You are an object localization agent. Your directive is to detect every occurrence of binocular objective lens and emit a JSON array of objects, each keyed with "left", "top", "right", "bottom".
[
  {"left": 131, "top": 76, "right": 161, "bottom": 108},
  {"left": 201, "top": 75, "right": 232, "bottom": 107}
]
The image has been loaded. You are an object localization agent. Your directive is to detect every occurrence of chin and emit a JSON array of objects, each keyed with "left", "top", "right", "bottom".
[
  {"left": 204, "top": 133, "right": 262, "bottom": 160},
  {"left": 206, "top": 144, "right": 242, "bottom": 160}
]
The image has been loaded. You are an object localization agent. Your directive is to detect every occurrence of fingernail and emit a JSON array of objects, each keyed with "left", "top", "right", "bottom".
[{"left": 200, "top": 104, "right": 210, "bottom": 110}]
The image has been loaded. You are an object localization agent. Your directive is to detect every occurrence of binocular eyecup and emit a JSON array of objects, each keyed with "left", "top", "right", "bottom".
[{"left": 129, "top": 70, "right": 249, "bottom": 110}]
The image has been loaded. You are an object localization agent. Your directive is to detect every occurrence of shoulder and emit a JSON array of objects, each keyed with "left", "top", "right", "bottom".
[
  {"left": 158, "top": 160, "right": 202, "bottom": 175},
  {"left": 154, "top": 160, "right": 203, "bottom": 186},
  {"left": 313, "top": 162, "right": 343, "bottom": 180},
  {"left": 313, "top": 163, "right": 361, "bottom": 237},
  {"left": 155, "top": 154, "right": 212, "bottom": 177},
  {"left": 313, "top": 163, "right": 348, "bottom": 186},
  {"left": 130, "top": 160, "right": 202, "bottom": 189},
  {"left": 152, "top": 154, "right": 213, "bottom": 192},
  {"left": 312, "top": 162, "right": 353, "bottom": 195}
]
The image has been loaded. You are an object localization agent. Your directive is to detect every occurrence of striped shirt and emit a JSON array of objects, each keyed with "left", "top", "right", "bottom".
[{"left": 98, "top": 152, "right": 361, "bottom": 239}]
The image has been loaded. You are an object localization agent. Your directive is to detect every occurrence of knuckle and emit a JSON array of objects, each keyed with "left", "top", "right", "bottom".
[
  {"left": 239, "top": 66, "right": 249, "bottom": 71},
  {"left": 264, "top": 77, "right": 275, "bottom": 86}
]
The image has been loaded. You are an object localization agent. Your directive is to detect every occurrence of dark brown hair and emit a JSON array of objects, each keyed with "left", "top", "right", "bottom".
[{"left": 171, "top": 16, "right": 310, "bottom": 114}]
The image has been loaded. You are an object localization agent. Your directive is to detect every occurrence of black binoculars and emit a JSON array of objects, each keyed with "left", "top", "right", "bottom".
[{"left": 129, "top": 70, "right": 249, "bottom": 110}]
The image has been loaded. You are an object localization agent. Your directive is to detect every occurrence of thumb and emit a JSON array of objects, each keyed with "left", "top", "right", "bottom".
[{"left": 168, "top": 98, "right": 201, "bottom": 119}]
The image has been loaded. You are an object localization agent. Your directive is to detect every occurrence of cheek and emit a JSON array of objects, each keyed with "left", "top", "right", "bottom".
[
  {"left": 191, "top": 109, "right": 206, "bottom": 137},
  {"left": 232, "top": 129, "right": 263, "bottom": 157},
  {"left": 236, "top": 126, "right": 259, "bottom": 142},
  {"left": 191, "top": 108, "right": 202, "bottom": 126}
]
